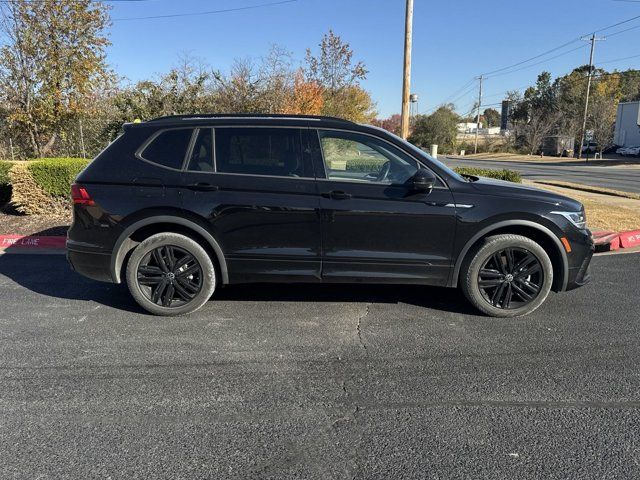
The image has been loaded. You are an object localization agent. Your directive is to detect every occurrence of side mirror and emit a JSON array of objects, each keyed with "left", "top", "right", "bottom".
[{"left": 411, "top": 169, "right": 436, "bottom": 193}]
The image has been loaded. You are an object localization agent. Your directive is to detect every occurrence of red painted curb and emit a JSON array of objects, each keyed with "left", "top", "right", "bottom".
[
  {"left": 619, "top": 230, "right": 640, "bottom": 249},
  {"left": 0, "top": 235, "right": 66, "bottom": 250}
]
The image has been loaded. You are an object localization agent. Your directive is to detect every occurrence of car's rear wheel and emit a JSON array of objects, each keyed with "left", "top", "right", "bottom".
[
  {"left": 126, "top": 232, "right": 216, "bottom": 316},
  {"left": 460, "top": 234, "right": 553, "bottom": 318}
]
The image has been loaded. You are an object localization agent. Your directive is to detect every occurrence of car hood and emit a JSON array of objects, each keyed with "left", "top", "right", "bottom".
[{"left": 470, "top": 177, "right": 583, "bottom": 210}]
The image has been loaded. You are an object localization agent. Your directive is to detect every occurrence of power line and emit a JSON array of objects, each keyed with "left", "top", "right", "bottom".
[
  {"left": 605, "top": 23, "right": 640, "bottom": 37},
  {"left": 480, "top": 39, "right": 582, "bottom": 77},
  {"left": 479, "top": 14, "right": 640, "bottom": 77},
  {"left": 423, "top": 13, "right": 640, "bottom": 113},
  {"left": 597, "top": 52, "right": 640, "bottom": 65},
  {"left": 485, "top": 44, "right": 588, "bottom": 79},
  {"left": 112, "top": 0, "right": 297, "bottom": 21},
  {"left": 593, "top": 13, "right": 640, "bottom": 33},
  {"left": 440, "top": 78, "right": 476, "bottom": 104},
  {"left": 449, "top": 84, "right": 479, "bottom": 106}
]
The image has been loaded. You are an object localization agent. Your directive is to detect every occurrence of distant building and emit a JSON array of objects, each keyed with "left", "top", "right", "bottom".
[
  {"left": 614, "top": 101, "right": 640, "bottom": 147},
  {"left": 480, "top": 127, "right": 501, "bottom": 136},
  {"left": 457, "top": 122, "right": 481, "bottom": 134}
]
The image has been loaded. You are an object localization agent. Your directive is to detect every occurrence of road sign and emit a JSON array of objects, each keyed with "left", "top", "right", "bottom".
[{"left": 585, "top": 130, "right": 594, "bottom": 142}]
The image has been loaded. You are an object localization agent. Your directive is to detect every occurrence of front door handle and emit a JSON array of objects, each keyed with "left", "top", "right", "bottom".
[
  {"left": 186, "top": 182, "right": 219, "bottom": 192},
  {"left": 321, "top": 190, "right": 352, "bottom": 200}
]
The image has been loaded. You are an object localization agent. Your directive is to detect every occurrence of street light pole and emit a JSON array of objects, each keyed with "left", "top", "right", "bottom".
[{"left": 400, "top": 0, "right": 414, "bottom": 140}]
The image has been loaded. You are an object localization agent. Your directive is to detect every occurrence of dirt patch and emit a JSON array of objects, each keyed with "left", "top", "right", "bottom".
[{"left": 0, "top": 210, "right": 70, "bottom": 236}]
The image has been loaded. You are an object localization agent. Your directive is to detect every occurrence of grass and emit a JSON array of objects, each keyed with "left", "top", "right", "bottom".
[
  {"left": 534, "top": 181, "right": 640, "bottom": 201},
  {"left": 532, "top": 182, "right": 640, "bottom": 232}
]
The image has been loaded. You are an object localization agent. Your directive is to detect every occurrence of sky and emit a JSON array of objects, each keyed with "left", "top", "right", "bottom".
[{"left": 106, "top": 0, "right": 640, "bottom": 118}]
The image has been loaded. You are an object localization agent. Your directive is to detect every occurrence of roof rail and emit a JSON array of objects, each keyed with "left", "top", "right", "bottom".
[{"left": 146, "top": 113, "right": 355, "bottom": 124}]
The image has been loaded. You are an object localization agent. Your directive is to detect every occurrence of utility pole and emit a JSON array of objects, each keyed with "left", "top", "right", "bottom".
[
  {"left": 474, "top": 75, "right": 483, "bottom": 154},
  {"left": 577, "top": 33, "right": 605, "bottom": 160},
  {"left": 400, "top": 0, "right": 414, "bottom": 140}
]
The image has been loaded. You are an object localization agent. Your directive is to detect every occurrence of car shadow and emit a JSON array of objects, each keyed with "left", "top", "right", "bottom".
[{"left": 0, "top": 251, "right": 477, "bottom": 316}]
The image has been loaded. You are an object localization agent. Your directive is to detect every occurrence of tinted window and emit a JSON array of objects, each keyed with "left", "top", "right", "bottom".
[
  {"left": 319, "top": 130, "right": 418, "bottom": 185},
  {"left": 215, "top": 128, "right": 308, "bottom": 177},
  {"left": 187, "top": 128, "right": 214, "bottom": 172},
  {"left": 142, "top": 129, "right": 193, "bottom": 169}
]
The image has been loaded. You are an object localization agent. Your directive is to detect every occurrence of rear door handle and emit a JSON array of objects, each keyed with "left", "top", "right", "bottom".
[
  {"left": 186, "top": 182, "right": 219, "bottom": 192},
  {"left": 321, "top": 190, "right": 352, "bottom": 200}
]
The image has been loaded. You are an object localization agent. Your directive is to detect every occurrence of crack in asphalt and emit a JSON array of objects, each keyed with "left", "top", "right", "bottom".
[{"left": 355, "top": 303, "right": 370, "bottom": 351}]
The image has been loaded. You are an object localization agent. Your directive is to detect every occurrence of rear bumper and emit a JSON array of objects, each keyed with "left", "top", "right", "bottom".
[{"left": 67, "top": 242, "right": 114, "bottom": 283}]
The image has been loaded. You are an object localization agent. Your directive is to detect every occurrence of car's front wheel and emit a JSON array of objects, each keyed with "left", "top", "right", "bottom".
[
  {"left": 460, "top": 234, "right": 554, "bottom": 318},
  {"left": 126, "top": 232, "right": 216, "bottom": 316}
]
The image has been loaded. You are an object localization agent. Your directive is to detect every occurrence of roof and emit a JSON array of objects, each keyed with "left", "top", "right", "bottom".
[{"left": 141, "top": 113, "right": 356, "bottom": 126}]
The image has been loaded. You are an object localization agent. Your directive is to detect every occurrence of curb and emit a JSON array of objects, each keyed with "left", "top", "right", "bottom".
[
  {"left": 593, "top": 229, "right": 640, "bottom": 252},
  {"left": 0, "top": 234, "right": 66, "bottom": 252}
]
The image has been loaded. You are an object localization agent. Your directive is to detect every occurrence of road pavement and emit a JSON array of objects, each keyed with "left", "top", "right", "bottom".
[
  {"left": 444, "top": 157, "right": 640, "bottom": 194},
  {"left": 1, "top": 254, "right": 639, "bottom": 479}
]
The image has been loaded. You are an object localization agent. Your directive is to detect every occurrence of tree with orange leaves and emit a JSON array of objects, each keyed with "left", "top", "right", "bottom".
[{"left": 281, "top": 71, "right": 324, "bottom": 116}]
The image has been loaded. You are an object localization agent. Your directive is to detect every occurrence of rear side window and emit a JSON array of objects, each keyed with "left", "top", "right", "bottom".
[
  {"left": 215, "top": 128, "right": 309, "bottom": 177},
  {"left": 141, "top": 129, "right": 194, "bottom": 169}
]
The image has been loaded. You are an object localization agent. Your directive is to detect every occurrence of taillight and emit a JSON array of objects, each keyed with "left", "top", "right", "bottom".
[{"left": 71, "top": 183, "right": 95, "bottom": 206}]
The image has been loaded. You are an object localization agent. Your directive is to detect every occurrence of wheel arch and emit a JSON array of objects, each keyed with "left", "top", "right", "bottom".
[
  {"left": 449, "top": 220, "right": 569, "bottom": 292},
  {"left": 110, "top": 215, "right": 228, "bottom": 285}
]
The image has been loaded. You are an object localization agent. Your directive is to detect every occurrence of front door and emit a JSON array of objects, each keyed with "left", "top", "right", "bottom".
[
  {"left": 314, "top": 129, "right": 457, "bottom": 285},
  {"left": 180, "top": 126, "right": 322, "bottom": 283}
]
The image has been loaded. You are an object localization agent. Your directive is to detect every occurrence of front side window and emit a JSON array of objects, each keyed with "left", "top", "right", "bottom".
[
  {"left": 215, "top": 128, "right": 308, "bottom": 177},
  {"left": 141, "top": 129, "right": 194, "bottom": 169},
  {"left": 318, "top": 130, "right": 419, "bottom": 185}
]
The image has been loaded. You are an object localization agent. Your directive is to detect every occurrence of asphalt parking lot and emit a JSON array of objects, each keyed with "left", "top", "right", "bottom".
[{"left": 1, "top": 253, "right": 639, "bottom": 479}]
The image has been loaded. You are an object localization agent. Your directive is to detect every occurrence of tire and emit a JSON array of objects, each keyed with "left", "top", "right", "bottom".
[
  {"left": 125, "top": 232, "right": 216, "bottom": 316},
  {"left": 460, "top": 234, "right": 553, "bottom": 318}
]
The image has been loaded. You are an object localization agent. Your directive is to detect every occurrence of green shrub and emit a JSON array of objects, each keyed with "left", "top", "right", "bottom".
[
  {"left": 0, "top": 160, "right": 11, "bottom": 185},
  {"left": 454, "top": 167, "right": 522, "bottom": 183},
  {"left": 344, "top": 158, "right": 385, "bottom": 173},
  {"left": 0, "top": 161, "right": 13, "bottom": 206},
  {"left": 26, "top": 157, "right": 89, "bottom": 197}
]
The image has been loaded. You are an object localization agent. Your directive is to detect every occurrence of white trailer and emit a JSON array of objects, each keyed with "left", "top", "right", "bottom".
[{"left": 614, "top": 101, "right": 640, "bottom": 147}]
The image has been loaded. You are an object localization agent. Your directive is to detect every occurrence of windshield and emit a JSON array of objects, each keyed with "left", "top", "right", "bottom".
[{"left": 366, "top": 125, "right": 467, "bottom": 182}]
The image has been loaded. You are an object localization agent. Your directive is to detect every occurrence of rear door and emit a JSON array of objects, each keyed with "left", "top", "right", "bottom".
[
  {"left": 313, "top": 129, "right": 457, "bottom": 285},
  {"left": 180, "top": 126, "right": 322, "bottom": 283}
]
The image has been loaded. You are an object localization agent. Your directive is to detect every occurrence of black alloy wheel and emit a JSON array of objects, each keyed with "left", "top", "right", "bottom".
[
  {"left": 477, "top": 247, "right": 543, "bottom": 310},
  {"left": 137, "top": 245, "right": 203, "bottom": 308}
]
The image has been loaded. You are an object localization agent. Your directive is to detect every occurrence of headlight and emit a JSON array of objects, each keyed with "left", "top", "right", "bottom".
[{"left": 551, "top": 210, "right": 587, "bottom": 229}]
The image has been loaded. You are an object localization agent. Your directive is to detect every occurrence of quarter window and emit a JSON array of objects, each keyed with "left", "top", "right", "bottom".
[
  {"left": 319, "top": 130, "right": 419, "bottom": 185},
  {"left": 215, "top": 128, "right": 309, "bottom": 177},
  {"left": 141, "top": 129, "right": 193, "bottom": 169}
]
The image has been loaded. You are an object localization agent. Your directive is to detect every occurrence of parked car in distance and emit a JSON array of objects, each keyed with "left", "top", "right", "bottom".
[
  {"left": 616, "top": 145, "right": 640, "bottom": 157},
  {"left": 67, "top": 114, "right": 594, "bottom": 318}
]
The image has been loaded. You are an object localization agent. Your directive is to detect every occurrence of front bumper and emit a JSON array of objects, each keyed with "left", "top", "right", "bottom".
[{"left": 563, "top": 229, "right": 595, "bottom": 291}]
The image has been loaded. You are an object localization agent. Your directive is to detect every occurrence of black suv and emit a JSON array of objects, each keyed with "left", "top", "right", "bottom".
[{"left": 67, "top": 114, "right": 594, "bottom": 317}]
